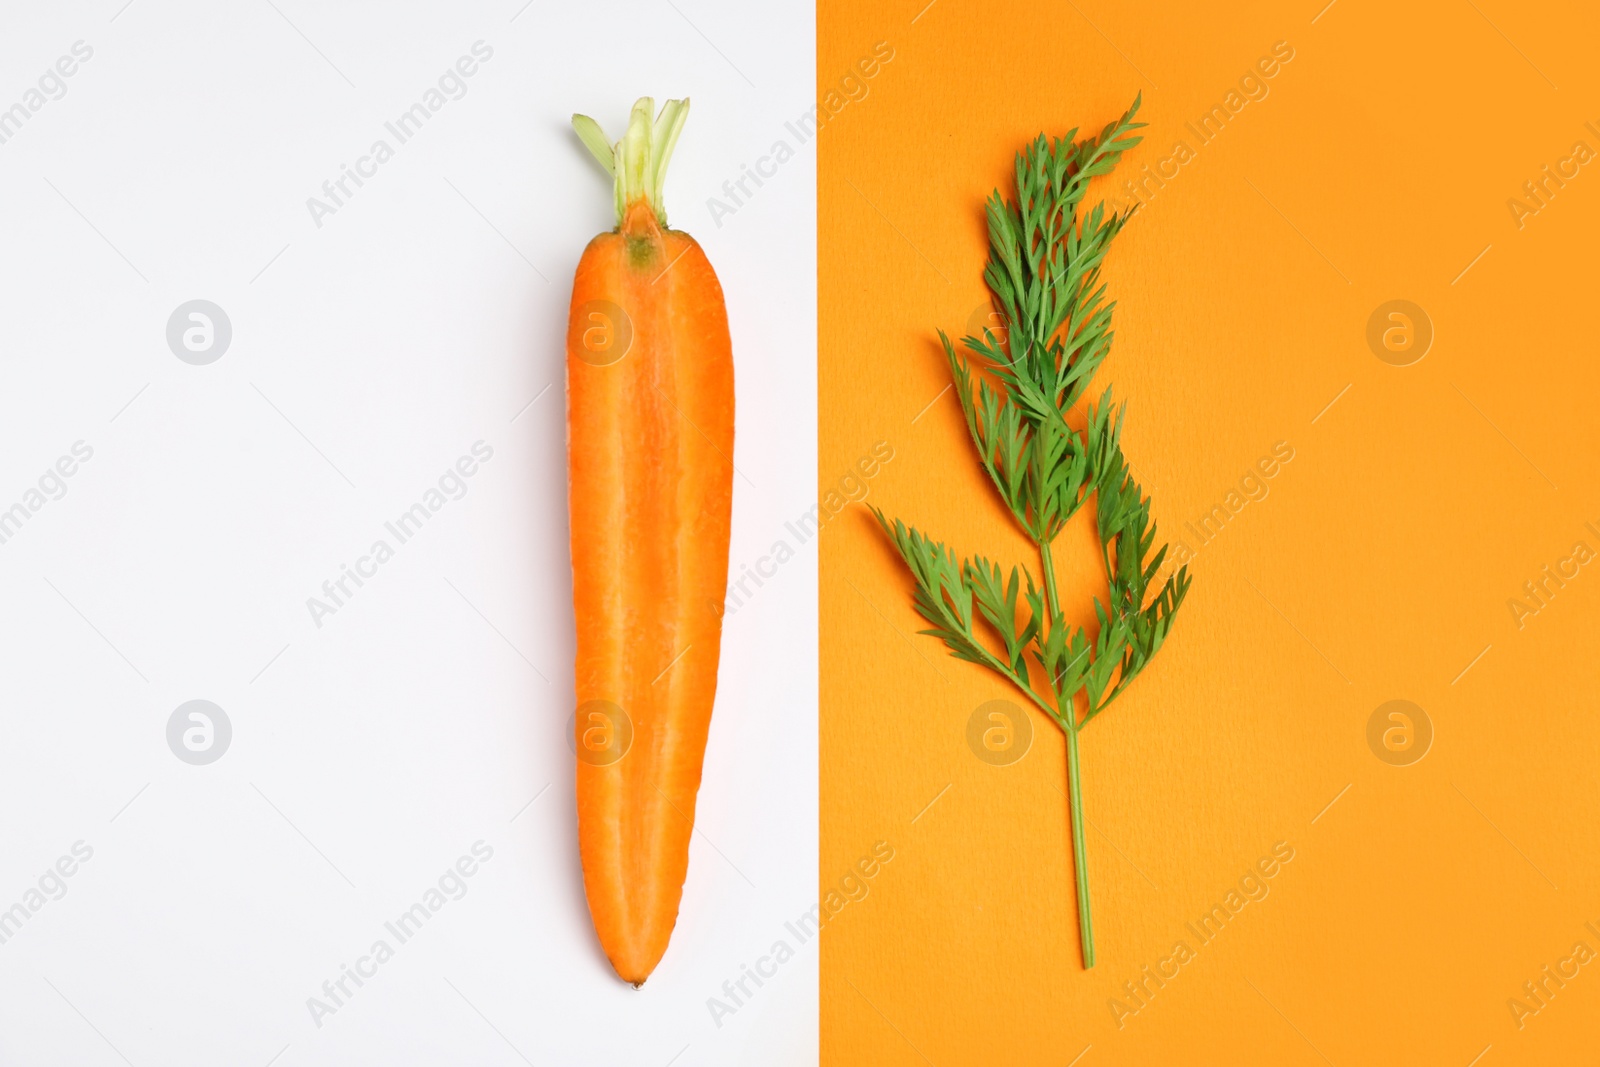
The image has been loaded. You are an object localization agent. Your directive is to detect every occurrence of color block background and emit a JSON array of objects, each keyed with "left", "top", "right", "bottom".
[
  {"left": 820, "top": 1, "right": 1600, "bottom": 1063},
  {"left": 0, "top": 2, "right": 815, "bottom": 1064}
]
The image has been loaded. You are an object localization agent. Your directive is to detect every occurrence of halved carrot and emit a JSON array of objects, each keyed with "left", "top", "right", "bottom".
[{"left": 567, "top": 98, "right": 734, "bottom": 986}]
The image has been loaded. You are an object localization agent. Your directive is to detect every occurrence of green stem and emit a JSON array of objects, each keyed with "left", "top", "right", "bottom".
[
  {"left": 976, "top": 645, "right": 1061, "bottom": 726},
  {"left": 1037, "top": 540, "right": 1076, "bottom": 724},
  {"left": 1039, "top": 539, "right": 1064, "bottom": 634},
  {"left": 571, "top": 97, "right": 690, "bottom": 228},
  {"left": 1040, "top": 537, "right": 1095, "bottom": 968},
  {"left": 1064, "top": 713, "right": 1095, "bottom": 968}
]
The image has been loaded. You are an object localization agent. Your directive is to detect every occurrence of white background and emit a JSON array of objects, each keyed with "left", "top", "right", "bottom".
[{"left": 0, "top": 2, "right": 816, "bottom": 1064}]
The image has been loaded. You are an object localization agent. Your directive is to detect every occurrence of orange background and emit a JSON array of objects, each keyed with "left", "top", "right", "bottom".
[{"left": 819, "top": 1, "right": 1600, "bottom": 1064}]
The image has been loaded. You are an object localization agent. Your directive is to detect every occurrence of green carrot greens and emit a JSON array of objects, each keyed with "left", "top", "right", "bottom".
[{"left": 872, "top": 95, "right": 1189, "bottom": 969}]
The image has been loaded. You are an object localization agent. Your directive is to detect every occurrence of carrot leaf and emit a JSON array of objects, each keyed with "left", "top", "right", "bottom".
[{"left": 872, "top": 97, "right": 1187, "bottom": 971}]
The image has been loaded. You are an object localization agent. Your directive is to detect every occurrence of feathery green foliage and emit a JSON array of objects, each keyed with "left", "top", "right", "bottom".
[{"left": 872, "top": 96, "right": 1190, "bottom": 969}]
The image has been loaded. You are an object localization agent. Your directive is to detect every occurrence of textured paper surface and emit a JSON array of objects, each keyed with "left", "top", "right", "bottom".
[{"left": 820, "top": 2, "right": 1600, "bottom": 1063}]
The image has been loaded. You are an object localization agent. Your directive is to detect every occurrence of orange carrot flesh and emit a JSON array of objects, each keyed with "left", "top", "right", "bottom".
[{"left": 567, "top": 99, "right": 733, "bottom": 985}]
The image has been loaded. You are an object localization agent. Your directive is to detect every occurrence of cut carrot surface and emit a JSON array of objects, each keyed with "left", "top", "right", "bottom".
[{"left": 567, "top": 98, "right": 734, "bottom": 986}]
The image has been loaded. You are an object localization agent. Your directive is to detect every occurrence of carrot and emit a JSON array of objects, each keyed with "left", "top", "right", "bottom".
[{"left": 566, "top": 97, "right": 734, "bottom": 986}]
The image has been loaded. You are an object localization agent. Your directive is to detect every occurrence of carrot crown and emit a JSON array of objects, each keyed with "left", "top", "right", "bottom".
[{"left": 572, "top": 97, "right": 690, "bottom": 229}]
